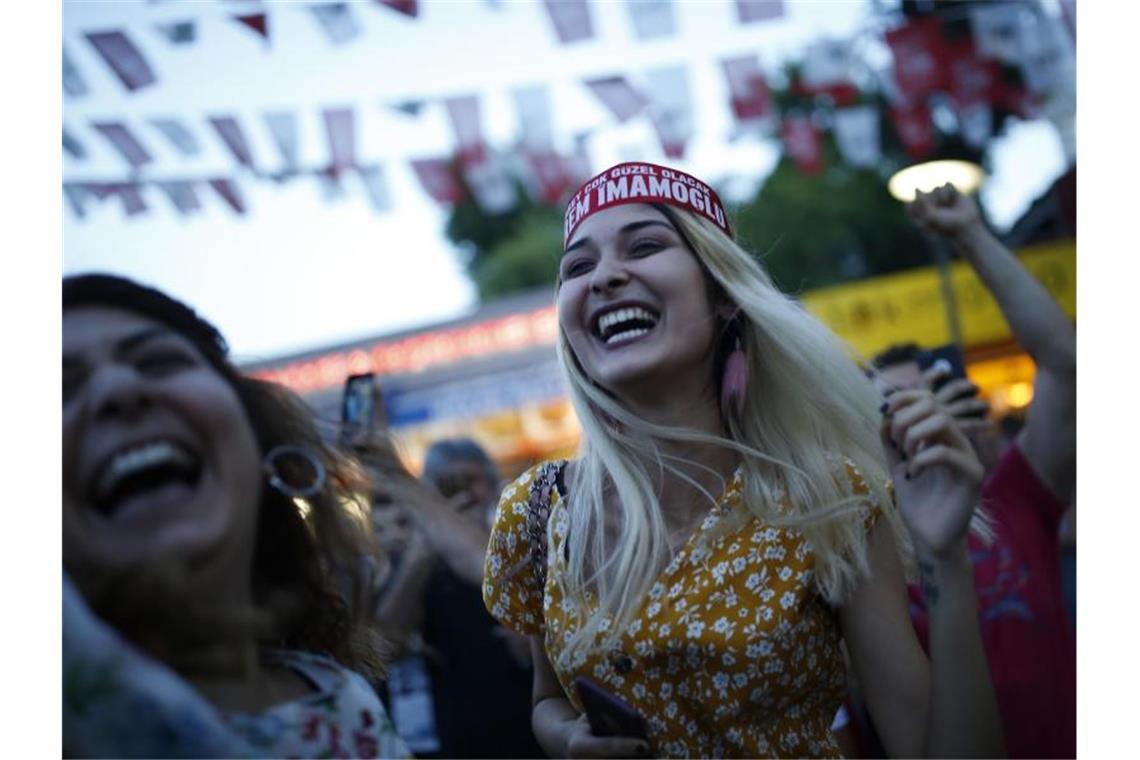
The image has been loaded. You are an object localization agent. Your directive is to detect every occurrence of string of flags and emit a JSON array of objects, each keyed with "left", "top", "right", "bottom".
[{"left": 64, "top": 0, "right": 1072, "bottom": 222}]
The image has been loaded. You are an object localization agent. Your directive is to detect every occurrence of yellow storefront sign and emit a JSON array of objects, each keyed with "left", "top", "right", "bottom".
[{"left": 800, "top": 238, "right": 1076, "bottom": 359}]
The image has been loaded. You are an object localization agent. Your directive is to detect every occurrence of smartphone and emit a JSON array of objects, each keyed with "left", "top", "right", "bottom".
[
  {"left": 915, "top": 344, "right": 968, "bottom": 392},
  {"left": 574, "top": 676, "right": 648, "bottom": 740},
  {"left": 341, "top": 372, "right": 377, "bottom": 436}
]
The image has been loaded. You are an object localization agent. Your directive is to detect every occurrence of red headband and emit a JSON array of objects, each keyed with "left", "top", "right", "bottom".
[{"left": 564, "top": 161, "right": 732, "bottom": 246}]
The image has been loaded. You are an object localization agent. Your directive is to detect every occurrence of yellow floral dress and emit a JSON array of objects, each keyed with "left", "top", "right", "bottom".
[{"left": 483, "top": 461, "right": 879, "bottom": 758}]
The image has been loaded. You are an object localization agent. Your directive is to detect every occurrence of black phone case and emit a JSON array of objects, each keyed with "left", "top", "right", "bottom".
[{"left": 574, "top": 677, "right": 648, "bottom": 739}]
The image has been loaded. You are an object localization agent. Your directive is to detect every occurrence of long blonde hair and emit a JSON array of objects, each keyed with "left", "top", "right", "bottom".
[{"left": 554, "top": 205, "right": 911, "bottom": 670}]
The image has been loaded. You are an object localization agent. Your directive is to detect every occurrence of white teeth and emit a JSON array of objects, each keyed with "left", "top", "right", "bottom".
[
  {"left": 605, "top": 327, "right": 650, "bottom": 345},
  {"left": 596, "top": 306, "right": 657, "bottom": 335},
  {"left": 96, "top": 441, "right": 195, "bottom": 502}
]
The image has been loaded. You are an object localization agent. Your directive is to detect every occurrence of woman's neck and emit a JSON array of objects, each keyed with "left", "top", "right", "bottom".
[{"left": 616, "top": 376, "right": 739, "bottom": 533}]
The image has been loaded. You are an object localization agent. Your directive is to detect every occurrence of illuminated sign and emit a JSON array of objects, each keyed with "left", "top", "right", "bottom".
[{"left": 252, "top": 305, "right": 559, "bottom": 394}]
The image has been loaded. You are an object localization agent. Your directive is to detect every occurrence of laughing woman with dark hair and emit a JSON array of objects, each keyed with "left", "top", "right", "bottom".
[{"left": 62, "top": 274, "right": 409, "bottom": 758}]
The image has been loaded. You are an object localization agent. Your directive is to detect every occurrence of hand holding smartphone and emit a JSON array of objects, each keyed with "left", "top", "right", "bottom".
[{"left": 574, "top": 676, "right": 648, "bottom": 740}]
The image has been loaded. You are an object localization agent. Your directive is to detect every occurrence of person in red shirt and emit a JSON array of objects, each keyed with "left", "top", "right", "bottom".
[{"left": 872, "top": 184, "right": 1076, "bottom": 759}]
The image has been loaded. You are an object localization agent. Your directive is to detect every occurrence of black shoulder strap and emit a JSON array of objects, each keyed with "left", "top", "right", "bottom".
[{"left": 525, "top": 460, "right": 567, "bottom": 590}]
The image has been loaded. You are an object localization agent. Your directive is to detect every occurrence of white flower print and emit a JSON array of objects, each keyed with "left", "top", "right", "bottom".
[
  {"left": 713, "top": 672, "right": 730, "bottom": 693},
  {"left": 658, "top": 624, "right": 672, "bottom": 639},
  {"left": 712, "top": 617, "right": 734, "bottom": 637},
  {"left": 646, "top": 601, "right": 662, "bottom": 618},
  {"left": 669, "top": 582, "right": 684, "bottom": 598},
  {"left": 628, "top": 619, "right": 642, "bottom": 635},
  {"left": 732, "top": 557, "right": 747, "bottom": 574},
  {"left": 733, "top": 672, "right": 749, "bottom": 688},
  {"left": 759, "top": 606, "right": 774, "bottom": 622},
  {"left": 760, "top": 588, "right": 775, "bottom": 603},
  {"left": 592, "top": 662, "right": 608, "bottom": 679},
  {"left": 686, "top": 621, "right": 706, "bottom": 639},
  {"left": 665, "top": 701, "right": 679, "bottom": 719},
  {"left": 632, "top": 683, "right": 647, "bottom": 700},
  {"left": 759, "top": 640, "right": 774, "bottom": 657},
  {"left": 511, "top": 501, "right": 526, "bottom": 515},
  {"left": 780, "top": 591, "right": 797, "bottom": 609},
  {"left": 744, "top": 573, "right": 763, "bottom": 593},
  {"left": 649, "top": 582, "right": 665, "bottom": 600},
  {"left": 634, "top": 640, "right": 653, "bottom": 658},
  {"left": 778, "top": 565, "right": 793, "bottom": 582},
  {"left": 712, "top": 562, "right": 729, "bottom": 584},
  {"left": 659, "top": 682, "right": 673, "bottom": 699},
  {"left": 724, "top": 590, "right": 738, "bottom": 607},
  {"left": 722, "top": 652, "right": 736, "bottom": 667}
]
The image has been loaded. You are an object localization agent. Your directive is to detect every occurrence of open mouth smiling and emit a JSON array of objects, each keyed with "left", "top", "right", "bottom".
[
  {"left": 592, "top": 304, "right": 660, "bottom": 346},
  {"left": 89, "top": 439, "right": 203, "bottom": 518}
]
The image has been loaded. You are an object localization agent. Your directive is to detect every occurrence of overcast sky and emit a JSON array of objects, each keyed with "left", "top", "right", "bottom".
[{"left": 62, "top": 0, "right": 1070, "bottom": 362}]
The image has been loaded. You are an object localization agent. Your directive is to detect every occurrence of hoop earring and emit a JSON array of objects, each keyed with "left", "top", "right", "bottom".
[
  {"left": 263, "top": 445, "right": 327, "bottom": 499},
  {"left": 720, "top": 334, "right": 748, "bottom": 418}
]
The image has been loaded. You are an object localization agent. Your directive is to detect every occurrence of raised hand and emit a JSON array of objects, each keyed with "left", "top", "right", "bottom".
[
  {"left": 906, "top": 183, "right": 984, "bottom": 243},
  {"left": 563, "top": 714, "right": 650, "bottom": 759},
  {"left": 882, "top": 389, "right": 984, "bottom": 559},
  {"left": 920, "top": 363, "right": 991, "bottom": 435}
]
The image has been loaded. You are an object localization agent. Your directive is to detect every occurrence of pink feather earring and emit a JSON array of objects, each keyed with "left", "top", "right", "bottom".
[{"left": 720, "top": 334, "right": 748, "bottom": 418}]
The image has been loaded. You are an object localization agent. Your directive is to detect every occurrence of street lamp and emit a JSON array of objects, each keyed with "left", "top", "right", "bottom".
[{"left": 887, "top": 158, "right": 986, "bottom": 348}]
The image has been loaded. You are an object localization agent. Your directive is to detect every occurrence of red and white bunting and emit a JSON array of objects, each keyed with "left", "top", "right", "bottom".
[
  {"left": 155, "top": 180, "right": 202, "bottom": 215},
  {"left": 833, "top": 105, "right": 881, "bottom": 168},
  {"left": 543, "top": 0, "right": 594, "bottom": 44},
  {"left": 884, "top": 17, "right": 946, "bottom": 105},
  {"left": 359, "top": 166, "right": 392, "bottom": 212},
  {"left": 85, "top": 31, "right": 157, "bottom": 92},
  {"left": 375, "top": 0, "right": 419, "bottom": 18},
  {"left": 890, "top": 103, "right": 935, "bottom": 160},
  {"left": 310, "top": 3, "right": 361, "bottom": 45},
  {"left": 63, "top": 48, "right": 89, "bottom": 97},
  {"left": 645, "top": 65, "right": 693, "bottom": 160},
  {"left": 149, "top": 118, "right": 200, "bottom": 156},
  {"left": 722, "top": 55, "right": 774, "bottom": 124},
  {"left": 264, "top": 111, "right": 300, "bottom": 174},
  {"left": 585, "top": 76, "right": 649, "bottom": 123},
  {"left": 513, "top": 85, "right": 554, "bottom": 151},
  {"left": 780, "top": 115, "right": 823, "bottom": 175},
  {"left": 323, "top": 107, "right": 357, "bottom": 172},
  {"left": 444, "top": 95, "right": 483, "bottom": 152},
  {"left": 523, "top": 151, "right": 577, "bottom": 205},
  {"left": 87, "top": 182, "right": 148, "bottom": 217},
  {"left": 626, "top": 0, "right": 676, "bottom": 41},
  {"left": 411, "top": 158, "right": 464, "bottom": 204},
  {"left": 209, "top": 178, "right": 247, "bottom": 215},
  {"left": 462, "top": 151, "right": 518, "bottom": 214},
  {"left": 92, "top": 122, "right": 153, "bottom": 168},
  {"left": 801, "top": 39, "right": 850, "bottom": 91},
  {"left": 209, "top": 116, "right": 256, "bottom": 168},
  {"left": 735, "top": 0, "right": 783, "bottom": 24}
]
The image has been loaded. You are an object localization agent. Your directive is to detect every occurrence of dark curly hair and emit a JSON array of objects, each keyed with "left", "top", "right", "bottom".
[{"left": 63, "top": 273, "right": 388, "bottom": 679}]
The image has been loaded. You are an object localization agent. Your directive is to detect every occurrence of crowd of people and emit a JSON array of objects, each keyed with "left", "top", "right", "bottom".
[{"left": 62, "top": 162, "right": 1075, "bottom": 758}]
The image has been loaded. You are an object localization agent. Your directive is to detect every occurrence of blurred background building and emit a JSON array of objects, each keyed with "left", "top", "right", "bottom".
[{"left": 63, "top": 0, "right": 1076, "bottom": 476}]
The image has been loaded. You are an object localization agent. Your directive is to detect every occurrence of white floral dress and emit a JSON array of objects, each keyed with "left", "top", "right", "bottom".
[{"left": 483, "top": 461, "right": 880, "bottom": 758}]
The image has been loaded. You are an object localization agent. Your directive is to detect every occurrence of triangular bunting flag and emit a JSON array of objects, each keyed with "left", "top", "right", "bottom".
[
  {"left": 155, "top": 20, "right": 196, "bottom": 45},
  {"left": 375, "top": 0, "right": 419, "bottom": 18},
  {"left": 155, "top": 180, "right": 202, "bottom": 215},
  {"left": 92, "top": 122, "right": 153, "bottom": 168},
  {"left": 444, "top": 95, "right": 483, "bottom": 151},
  {"left": 833, "top": 105, "right": 881, "bottom": 168},
  {"left": 780, "top": 115, "right": 823, "bottom": 175},
  {"left": 359, "top": 166, "right": 392, "bottom": 212},
  {"left": 543, "top": 0, "right": 594, "bottom": 44},
  {"left": 627, "top": 0, "right": 676, "bottom": 41},
  {"left": 310, "top": 4, "right": 361, "bottom": 45},
  {"left": 316, "top": 167, "right": 347, "bottom": 202},
  {"left": 234, "top": 14, "right": 269, "bottom": 42},
  {"left": 149, "top": 118, "right": 201, "bottom": 156},
  {"left": 63, "top": 49, "right": 89, "bottom": 97},
  {"left": 209, "top": 178, "right": 247, "bottom": 215},
  {"left": 63, "top": 128, "right": 87, "bottom": 160},
  {"left": 63, "top": 185, "right": 88, "bottom": 219},
  {"left": 85, "top": 31, "right": 157, "bottom": 91},
  {"left": 208, "top": 116, "right": 256, "bottom": 168},
  {"left": 645, "top": 65, "right": 693, "bottom": 160},
  {"left": 323, "top": 107, "right": 357, "bottom": 172},
  {"left": 722, "top": 55, "right": 774, "bottom": 124},
  {"left": 513, "top": 85, "right": 554, "bottom": 151},
  {"left": 264, "top": 111, "right": 300, "bottom": 174},
  {"left": 462, "top": 152, "right": 517, "bottom": 214},
  {"left": 584, "top": 76, "right": 649, "bottom": 123},
  {"left": 411, "top": 158, "right": 464, "bottom": 204},
  {"left": 735, "top": 0, "right": 783, "bottom": 24}
]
